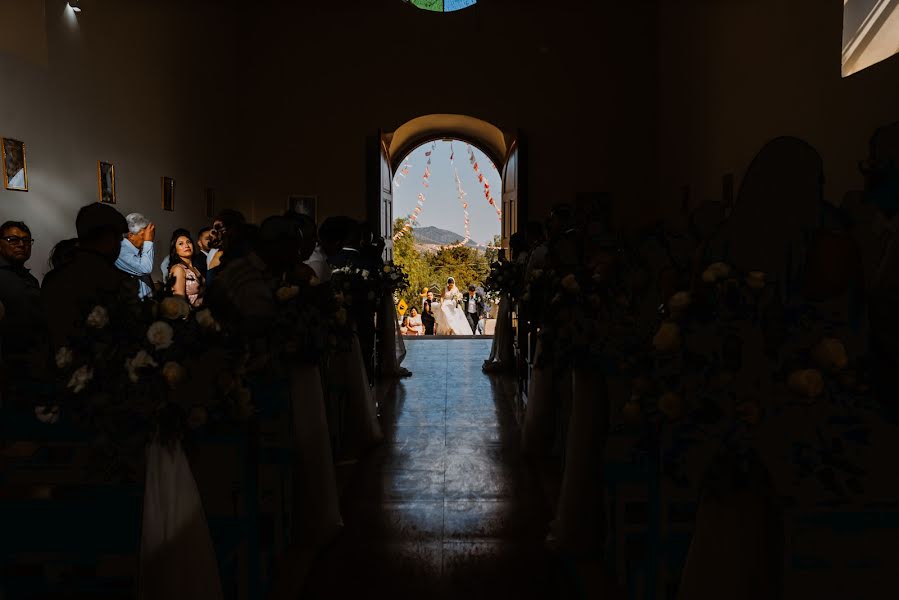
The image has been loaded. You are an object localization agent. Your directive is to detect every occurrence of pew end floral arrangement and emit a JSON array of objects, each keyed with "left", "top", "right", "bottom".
[{"left": 50, "top": 294, "right": 251, "bottom": 481}]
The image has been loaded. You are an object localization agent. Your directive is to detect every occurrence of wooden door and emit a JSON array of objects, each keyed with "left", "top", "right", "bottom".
[
  {"left": 378, "top": 135, "right": 394, "bottom": 261},
  {"left": 500, "top": 134, "right": 526, "bottom": 258}
]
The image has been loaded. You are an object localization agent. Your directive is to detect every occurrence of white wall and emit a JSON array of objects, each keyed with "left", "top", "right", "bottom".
[{"left": 0, "top": 0, "right": 237, "bottom": 280}]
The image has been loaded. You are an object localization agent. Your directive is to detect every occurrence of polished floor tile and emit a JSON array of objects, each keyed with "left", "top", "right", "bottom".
[{"left": 301, "top": 339, "right": 574, "bottom": 599}]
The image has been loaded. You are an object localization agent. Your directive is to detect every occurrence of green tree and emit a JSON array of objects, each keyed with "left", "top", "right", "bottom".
[
  {"left": 426, "top": 245, "right": 489, "bottom": 292},
  {"left": 392, "top": 218, "right": 430, "bottom": 311},
  {"left": 484, "top": 234, "right": 502, "bottom": 266}
]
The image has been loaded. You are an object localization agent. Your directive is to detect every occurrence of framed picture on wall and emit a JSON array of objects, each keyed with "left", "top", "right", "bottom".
[
  {"left": 287, "top": 194, "right": 317, "bottom": 223},
  {"left": 1, "top": 138, "right": 28, "bottom": 191},
  {"left": 161, "top": 176, "right": 175, "bottom": 211},
  {"left": 98, "top": 161, "right": 116, "bottom": 203},
  {"left": 205, "top": 188, "right": 215, "bottom": 218}
]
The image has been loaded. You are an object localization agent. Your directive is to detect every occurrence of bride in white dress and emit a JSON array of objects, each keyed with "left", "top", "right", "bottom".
[{"left": 434, "top": 277, "right": 472, "bottom": 335}]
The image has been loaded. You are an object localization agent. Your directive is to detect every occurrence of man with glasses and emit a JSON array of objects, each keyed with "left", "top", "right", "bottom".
[{"left": 0, "top": 221, "right": 43, "bottom": 375}]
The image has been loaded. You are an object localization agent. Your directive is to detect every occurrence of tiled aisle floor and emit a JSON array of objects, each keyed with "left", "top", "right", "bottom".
[{"left": 300, "top": 339, "right": 573, "bottom": 599}]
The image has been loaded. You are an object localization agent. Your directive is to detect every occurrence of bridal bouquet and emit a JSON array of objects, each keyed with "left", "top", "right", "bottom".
[{"left": 50, "top": 293, "right": 251, "bottom": 481}]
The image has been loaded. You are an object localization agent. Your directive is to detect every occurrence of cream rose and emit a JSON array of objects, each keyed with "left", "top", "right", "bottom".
[
  {"left": 811, "top": 337, "right": 849, "bottom": 372},
  {"left": 195, "top": 308, "right": 219, "bottom": 331},
  {"left": 34, "top": 405, "right": 61, "bottom": 424},
  {"left": 67, "top": 365, "right": 94, "bottom": 393},
  {"left": 162, "top": 361, "right": 187, "bottom": 387},
  {"left": 746, "top": 271, "right": 766, "bottom": 290},
  {"left": 276, "top": 285, "right": 300, "bottom": 302},
  {"left": 653, "top": 322, "right": 681, "bottom": 353},
  {"left": 787, "top": 369, "right": 825, "bottom": 399},
  {"left": 146, "top": 321, "right": 174, "bottom": 350},
  {"left": 701, "top": 262, "right": 731, "bottom": 283},
  {"left": 86, "top": 306, "right": 109, "bottom": 328},
  {"left": 561, "top": 273, "right": 580, "bottom": 294},
  {"left": 188, "top": 406, "right": 208, "bottom": 429},
  {"left": 658, "top": 392, "right": 685, "bottom": 420},
  {"left": 55, "top": 347, "right": 73, "bottom": 369},
  {"left": 668, "top": 291, "right": 692, "bottom": 314},
  {"left": 126, "top": 349, "right": 158, "bottom": 383},
  {"left": 160, "top": 296, "right": 190, "bottom": 320}
]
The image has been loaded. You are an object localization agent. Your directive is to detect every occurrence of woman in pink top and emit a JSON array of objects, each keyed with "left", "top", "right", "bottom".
[{"left": 167, "top": 232, "right": 205, "bottom": 307}]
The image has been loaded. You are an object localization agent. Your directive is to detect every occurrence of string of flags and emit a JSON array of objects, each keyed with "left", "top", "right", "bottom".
[
  {"left": 444, "top": 142, "right": 471, "bottom": 249},
  {"left": 392, "top": 159, "right": 412, "bottom": 189},
  {"left": 467, "top": 144, "right": 502, "bottom": 222},
  {"left": 393, "top": 142, "right": 436, "bottom": 241}
]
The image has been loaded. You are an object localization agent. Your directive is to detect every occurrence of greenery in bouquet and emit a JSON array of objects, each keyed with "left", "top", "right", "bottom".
[
  {"left": 49, "top": 293, "right": 251, "bottom": 481},
  {"left": 485, "top": 259, "right": 525, "bottom": 301},
  {"left": 271, "top": 280, "right": 331, "bottom": 364},
  {"left": 379, "top": 261, "right": 410, "bottom": 295}
]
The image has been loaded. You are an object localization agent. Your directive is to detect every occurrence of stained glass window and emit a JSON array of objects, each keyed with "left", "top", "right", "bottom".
[{"left": 405, "top": 0, "right": 477, "bottom": 13}]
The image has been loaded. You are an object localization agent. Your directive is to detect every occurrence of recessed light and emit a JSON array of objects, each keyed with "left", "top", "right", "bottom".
[{"left": 68, "top": 1, "right": 81, "bottom": 13}]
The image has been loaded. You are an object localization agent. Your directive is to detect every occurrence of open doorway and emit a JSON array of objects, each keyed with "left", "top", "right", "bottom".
[
  {"left": 393, "top": 139, "right": 500, "bottom": 336},
  {"left": 370, "top": 114, "right": 525, "bottom": 338}
]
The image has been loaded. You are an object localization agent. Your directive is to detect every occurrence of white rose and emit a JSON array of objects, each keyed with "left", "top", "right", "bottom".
[
  {"left": 561, "top": 273, "right": 580, "bottom": 294},
  {"left": 125, "top": 349, "right": 158, "bottom": 383},
  {"left": 811, "top": 337, "right": 848, "bottom": 372},
  {"left": 701, "top": 262, "right": 731, "bottom": 283},
  {"left": 55, "top": 347, "right": 73, "bottom": 369},
  {"left": 653, "top": 322, "right": 681, "bottom": 353},
  {"left": 195, "top": 308, "right": 219, "bottom": 331},
  {"left": 746, "top": 271, "right": 766, "bottom": 290},
  {"left": 86, "top": 306, "right": 109, "bottom": 328},
  {"left": 788, "top": 369, "right": 825, "bottom": 399},
  {"left": 67, "top": 365, "right": 93, "bottom": 393},
  {"left": 668, "top": 291, "right": 692, "bottom": 314},
  {"left": 34, "top": 405, "right": 61, "bottom": 424},
  {"left": 361, "top": 269, "right": 370, "bottom": 279},
  {"left": 146, "top": 321, "right": 174, "bottom": 350},
  {"left": 276, "top": 285, "right": 300, "bottom": 302},
  {"left": 160, "top": 296, "right": 190, "bottom": 320},
  {"left": 162, "top": 361, "right": 187, "bottom": 387}
]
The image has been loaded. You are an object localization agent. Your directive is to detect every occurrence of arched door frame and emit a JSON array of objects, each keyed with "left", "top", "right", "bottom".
[{"left": 372, "top": 113, "right": 523, "bottom": 256}]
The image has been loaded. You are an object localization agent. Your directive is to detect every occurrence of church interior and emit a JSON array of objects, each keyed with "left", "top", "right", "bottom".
[{"left": 2, "top": 0, "right": 899, "bottom": 598}]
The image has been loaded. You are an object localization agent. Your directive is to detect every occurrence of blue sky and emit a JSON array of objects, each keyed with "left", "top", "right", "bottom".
[{"left": 393, "top": 139, "right": 501, "bottom": 246}]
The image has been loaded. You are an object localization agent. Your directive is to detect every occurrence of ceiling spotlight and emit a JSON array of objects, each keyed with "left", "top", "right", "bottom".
[{"left": 68, "top": 1, "right": 81, "bottom": 12}]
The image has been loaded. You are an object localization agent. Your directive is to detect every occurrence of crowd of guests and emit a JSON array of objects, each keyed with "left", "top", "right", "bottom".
[
  {"left": 0, "top": 202, "right": 401, "bottom": 398},
  {"left": 401, "top": 284, "right": 491, "bottom": 335}
]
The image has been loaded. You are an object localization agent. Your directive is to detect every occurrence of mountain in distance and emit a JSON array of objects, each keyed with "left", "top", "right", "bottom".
[{"left": 412, "top": 225, "right": 483, "bottom": 249}]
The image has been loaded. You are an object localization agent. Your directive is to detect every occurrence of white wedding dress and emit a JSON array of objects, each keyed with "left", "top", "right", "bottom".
[{"left": 434, "top": 285, "right": 472, "bottom": 335}]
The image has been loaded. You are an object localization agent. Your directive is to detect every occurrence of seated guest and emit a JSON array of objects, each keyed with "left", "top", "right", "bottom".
[
  {"left": 193, "top": 226, "right": 211, "bottom": 278},
  {"left": 206, "top": 215, "right": 297, "bottom": 336},
  {"left": 206, "top": 210, "right": 247, "bottom": 288},
  {"left": 406, "top": 307, "right": 423, "bottom": 336},
  {"left": 116, "top": 212, "right": 155, "bottom": 299},
  {"left": 167, "top": 231, "right": 205, "bottom": 308},
  {"left": 159, "top": 228, "right": 190, "bottom": 284},
  {"left": 283, "top": 212, "right": 320, "bottom": 284},
  {"left": 48, "top": 238, "right": 78, "bottom": 271},
  {"left": 42, "top": 203, "right": 137, "bottom": 348},
  {"left": 0, "top": 220, "right": 44, "bottom": 374},
  {"left": 307, "top": 216, "right": 350, "bottom": 282}
]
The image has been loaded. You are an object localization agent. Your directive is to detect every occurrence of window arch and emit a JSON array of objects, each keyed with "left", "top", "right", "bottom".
[{"left": 403, "top": 0, "right": 477, "bottom": 13}]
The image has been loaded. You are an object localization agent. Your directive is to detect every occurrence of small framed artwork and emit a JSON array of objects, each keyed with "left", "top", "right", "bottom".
[
  {"left": 1, "top": 137, "right": 28, "bottom": 191},
  {"left": 205, "top": 188, "right": 215, "bottom": 218},
  {"left": 287, "top": 194, "right": 317, "bottom": 223},
  {"left": 161, "top": 176, "right": 175, "bottom": 211},
  {"left": 98, "top": 161, "right": 116, "bottom": 203}
]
